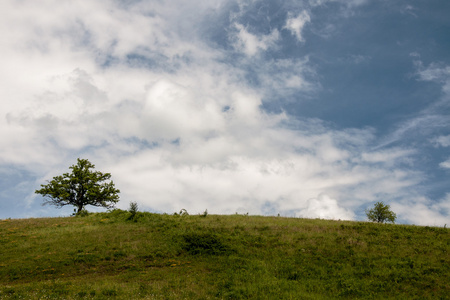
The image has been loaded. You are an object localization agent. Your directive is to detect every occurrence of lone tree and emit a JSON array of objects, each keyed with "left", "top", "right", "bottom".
[
  {"left": 366, "top": 201, "right": 396, "bottom": 224},
  {"left": 35, "top": 158, "right": 120, "bottom": 215}
]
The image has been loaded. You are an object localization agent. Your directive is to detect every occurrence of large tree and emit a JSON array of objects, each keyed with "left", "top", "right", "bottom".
[
  {"left": 366, "top": 201, "right": 397, "bottom": 224},
  {"left": 35, "top": 158, "right": 120, "bottom": 215}
]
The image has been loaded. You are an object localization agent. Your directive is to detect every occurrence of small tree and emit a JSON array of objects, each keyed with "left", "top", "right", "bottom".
[
  {"left": 35, "top": 158, "right": 120, "bottom": 215},
  {"left": 366, "top": 201, "right": 396, "bottom": 224},
  {"left": 127, "top": 201, "right": 139, "bottom": 221}
]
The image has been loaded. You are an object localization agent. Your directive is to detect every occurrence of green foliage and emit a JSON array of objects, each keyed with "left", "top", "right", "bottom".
[
  {"left": 127, "top": 201, "right": 139, "bottom": 221},
  {"left": 129, "top": 202, "right": 138, "bottom": 215},
  {"left": 0, "top": 213, "right": 448, "bottom": 299},
  {"left": 74, "top": 208, "right": 90, "bottom": 217},
  {"left": 366, "top": 201, "right": 397, "bottom": 223},
  {"left": 181, "top": 232, "right": 231, "bottom": 255},
  {"left": 35, "top": 158, "right": 120, "bottom": 215}
]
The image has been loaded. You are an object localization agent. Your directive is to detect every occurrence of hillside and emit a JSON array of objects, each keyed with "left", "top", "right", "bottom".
[{"left": 1, "top": 210, "right": 449, "bottom": 299}]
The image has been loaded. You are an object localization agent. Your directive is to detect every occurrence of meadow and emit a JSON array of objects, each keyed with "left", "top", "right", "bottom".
[{"left": 0, "top": 210, "right": 449, "bottom": 299}]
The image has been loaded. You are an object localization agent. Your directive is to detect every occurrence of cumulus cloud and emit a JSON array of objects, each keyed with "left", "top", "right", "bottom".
[
  {"left": 4, "top": 59, "right": 420, "bottom": 218},
  {"left": 99, "top": 114, "right": 422, "bottom": 217},
  {"left": 392, "top": 195, "right": 450, "bottom": 226},
  {"left": 284, "top": 11, "right": 311, "bottom": 42},
  {"left": 296, "top": 194, "right": 354, "bottom": 220}
]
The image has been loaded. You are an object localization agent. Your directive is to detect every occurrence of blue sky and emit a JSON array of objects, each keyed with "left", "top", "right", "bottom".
[{"left": 1, "top": 0, "right": 449, "bottom": 225}]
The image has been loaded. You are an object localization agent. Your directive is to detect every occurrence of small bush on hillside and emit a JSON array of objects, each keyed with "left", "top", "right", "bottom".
[
  {"left": 127, "top": 202, "right": 139, "bottom": 221},
  {"left": 74, "top": 209, "right": 90, "bottom": 217},
  {"left": 182, "top": 232, "right": 230, "bottom": 255},
  {"left": 129, "top": 202, "right": 138, "bottom": 215}
]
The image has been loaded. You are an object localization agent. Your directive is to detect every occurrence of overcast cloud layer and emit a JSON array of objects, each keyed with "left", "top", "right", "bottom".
[{"left": 1, "top": 0, "right": 449, "bottom": 226}]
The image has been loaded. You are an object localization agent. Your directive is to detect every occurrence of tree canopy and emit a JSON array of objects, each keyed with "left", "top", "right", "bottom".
[
  {"left": 35, "top": 158, "right": 120, "bottom": 215},
  {"left": 366, "top": 201, "right": 396, "bottom": 224}
]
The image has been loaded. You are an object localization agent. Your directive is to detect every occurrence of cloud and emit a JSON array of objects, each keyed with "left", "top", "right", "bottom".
[
  {"left": 230, "top": 23, "right": 280, "bottom": 56},
  {"left": 392, "top": 195, "right": 450, "bottom": 226},
  {"left": 100, "top": 116, "right": 423, "bottom": 217},
  {"left": 348, "top": 54, "right": 371, "bottom": 64},
  {"left": 5, "top": 61, "right": 418, "bottom": 218},
  {"left": 284, "top": 11, "right": 311, "bottom": 42},
  {"left": 416, "top": 63, "right": 450, "bottom": 84},
  {"left": 374, "top": 115, "right": 449, "bottom": 150},
  {"left": 308, "top": 0, "right": 368, "bottom": 14},
  {"left": 414, "top": 60, "right": 450, "bottom": 96},
  {"left": 296, "top": 194, "right": 355, "bottom": 220},
  {"left": 2, "top": 61, "right": 426, "bottom": 219},
  {"left": 433, "top": 135, "right": 450, "bottom": 147},
  {"left": 400, "top": 5, "right": 418, "bottom": 18},
  {"left": 439, "top": 159, "right": 450, "bottom": 169},
  {"left": 375, "top": 59, "right": 450, "bottom": 149},
  {"left": 258, "top": 58, "right": 318, "bottom": 95}
]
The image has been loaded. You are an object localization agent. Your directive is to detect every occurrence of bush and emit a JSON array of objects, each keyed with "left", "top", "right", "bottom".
[
  {"left": 182, "top": 232, "right": 230, "bottom": 255},
  {"left": 127, "top": 202, "right": 139, "bottom": 221},
  {"left": 74, "top": 209, "right": 90, "bottom": 217}
]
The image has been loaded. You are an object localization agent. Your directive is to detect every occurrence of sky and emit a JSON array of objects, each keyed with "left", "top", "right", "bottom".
[{"left": 1, "top": 0, "right": 449, "bottom": 226}]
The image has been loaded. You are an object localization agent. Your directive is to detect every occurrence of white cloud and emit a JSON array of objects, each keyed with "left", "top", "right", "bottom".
[
  {"left": 99, "top": 118, "right": 423, "bottom": 217},
  {"left": 308, "top": 0, "right": 368, "bottom": 13},
  {"left": 392, "top": 195, "right": 450, "bottom": 226},
  {"left": 433, "top": 135, "right": 450, "bottom": 147},
  {"left": 296, "top": 194, "right": 355, "bottom": 220},
  {"left": 414, "top": 60, "right": 450, "bottom": 97},
  {"left": 284, "top": 11, "right": 311, "bottom": 42},
  {"left": 416, "top": 62, "right": 450, "bottom": 83},
  {"left": 440, "top": 159, "right": 450, "bottom": 169},
  {"left": 348, "top": 54, "right": 371, "bottom": 64},
  {"left": 259, "top": 58, "right": 317, "bottom": 92},
  {"left": 376, "top": 114, "right": 450, "bottom": 149},
  {"left": 231, "top": 23, "right": 280, "bottom": 56},
  {"left": 401, "top": 5, "right": 418, "bottom": 18},
  {"left": 371, "top": 60, "right": 450, "bottom": 153},
  {"left": 360, "top": 148, "right": 415, "bottom": 167}
]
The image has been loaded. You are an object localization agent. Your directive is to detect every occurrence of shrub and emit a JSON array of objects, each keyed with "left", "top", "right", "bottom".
[
  {"left": 127, "top": 202, "right": 139, "bottom": 221},
  {"left": 182, "top": 232, "right": 230, "bottom": 255},
  {"left": 74, "top": 209, "right": 90, "bottom": 217}
]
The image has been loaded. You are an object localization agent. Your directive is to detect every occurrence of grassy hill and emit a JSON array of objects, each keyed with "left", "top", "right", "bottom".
[{"left": 1, "top": 210, "right": 449, "bottom": 299}]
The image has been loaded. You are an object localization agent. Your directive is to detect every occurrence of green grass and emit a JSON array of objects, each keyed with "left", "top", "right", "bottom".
[{"left": 0, "top": 210, "right": 449, "bottom": 299}]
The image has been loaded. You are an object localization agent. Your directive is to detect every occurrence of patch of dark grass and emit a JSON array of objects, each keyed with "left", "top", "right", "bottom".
[{"left": 181, "top": 232, "right": 232, "bottom": 255}]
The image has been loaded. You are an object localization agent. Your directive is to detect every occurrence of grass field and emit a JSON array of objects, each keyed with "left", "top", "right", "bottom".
[{"left": 0, "top": 210, "right": 449, "bottom": 299}]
